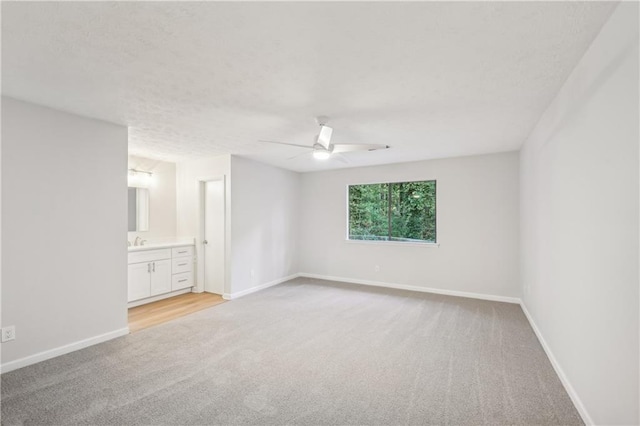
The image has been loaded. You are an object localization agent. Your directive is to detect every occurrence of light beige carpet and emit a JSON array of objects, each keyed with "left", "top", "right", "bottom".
[{"left": 1, "top": 277, "right": 582, "bottom": 425}]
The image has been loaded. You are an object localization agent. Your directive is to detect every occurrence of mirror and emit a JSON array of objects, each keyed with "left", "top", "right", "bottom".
[{"left": 128, "top": 187, "right": 149, "bottom": 232}]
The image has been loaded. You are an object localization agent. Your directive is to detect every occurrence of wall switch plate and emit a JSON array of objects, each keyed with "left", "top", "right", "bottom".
[
  {"left": 1, "top": 326, "right": 16, "bottom": 342},
  {"left": 374, "top": 265, "right": 380, "bottom": 272}
]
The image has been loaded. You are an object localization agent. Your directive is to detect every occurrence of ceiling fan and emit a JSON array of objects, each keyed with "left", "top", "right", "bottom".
[{"left": 260, "top": 116, "right": 390, "bottom": 160}]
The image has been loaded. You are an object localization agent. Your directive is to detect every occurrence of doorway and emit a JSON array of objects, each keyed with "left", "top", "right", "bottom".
[{"left": 200, "top": 178, "right": 225, "bottom": 295}]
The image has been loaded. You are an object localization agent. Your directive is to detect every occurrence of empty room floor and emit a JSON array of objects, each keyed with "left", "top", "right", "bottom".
[
  {"left": 1, "top": 278, "right": 581, "bottom": 425},
  {"left": 128, "top": 292, "right": 226, "bottom": 333}
]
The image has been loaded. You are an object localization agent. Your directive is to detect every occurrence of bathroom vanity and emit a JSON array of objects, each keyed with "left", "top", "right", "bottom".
[{"left": 127, "top": 243, "right": 195, "bottom": 306}]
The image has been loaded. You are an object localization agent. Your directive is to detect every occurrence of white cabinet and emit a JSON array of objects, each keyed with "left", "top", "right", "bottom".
[
  {"left": 128, "top": 262, "right": 152, "bottom": 302},
  {"left": 172, "top": 246, "right": 194, "bottom": 258},
  {"left": 150, "top": 259, "right": 172, "bottom": 296},
  {"left": 127, "top": 258, "right": 172, "bottom": 302},
  {"left": 171, "top": 246, "right": 194, "bottom": 291},
  {"left": 128, "top": 244, "right": 195, "bottom": 304},
  {"left": 172, "top": 257, "right": 191, "bottom": 274},
  {"left": 172, "top": 272, "right": 193, "bottom": 291}
]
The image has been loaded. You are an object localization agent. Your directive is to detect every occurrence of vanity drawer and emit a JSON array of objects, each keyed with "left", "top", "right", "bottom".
[
  {"left": 172, "top": 272, "right": 193, "bottom": 291},
  {"left": 172, "top": 246, "right": 194, "bottom": 258},
  {"left": 128, "top": 249, "right": 171, "bottom": 264},
  {"left": 172, "top": 257, "right": 192, "bottom": 274}
]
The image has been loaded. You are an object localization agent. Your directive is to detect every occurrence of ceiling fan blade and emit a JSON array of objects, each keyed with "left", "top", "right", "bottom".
[
  {"left": 332, "top": 153, "right": 349, "bottom": 164},
  {"left": 287, "top": 151, "right": 313, "bottom": 160},
  {"left": 258, "top": 140, "right": 312, "bottom": 149},
  {"left": 331, "top": 143, "right": 390, "bottom": 153}
]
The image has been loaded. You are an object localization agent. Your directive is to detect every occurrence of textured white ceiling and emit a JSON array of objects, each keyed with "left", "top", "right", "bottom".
[{"left": 2, "top": 2, "right": 616, "bottom": 172}]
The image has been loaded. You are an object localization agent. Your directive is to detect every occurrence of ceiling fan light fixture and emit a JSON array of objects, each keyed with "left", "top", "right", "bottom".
[{"left": 313, "top": 149, "right": 331, "bottom": 160}]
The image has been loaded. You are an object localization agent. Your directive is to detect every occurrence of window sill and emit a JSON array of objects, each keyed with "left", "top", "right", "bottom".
[{"left": 345, "top": 239, "right": 440, "bottom": 248}]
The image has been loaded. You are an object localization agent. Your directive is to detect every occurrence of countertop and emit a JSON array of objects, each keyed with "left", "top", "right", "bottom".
[{"left": 128, "top": 241, "right": 195, "bottom": 252}]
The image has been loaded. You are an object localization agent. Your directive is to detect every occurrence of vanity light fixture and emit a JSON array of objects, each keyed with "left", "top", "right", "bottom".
[
  {"left": 128, "top": 168, "right": 153, "bottom": 188},
  {"left": 128, "top": 168, "right": 153, "bottom": 176}
]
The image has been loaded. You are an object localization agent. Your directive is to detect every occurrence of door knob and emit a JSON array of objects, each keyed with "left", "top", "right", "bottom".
[{"left": 203, "top": 240, "right": 208, "bottom": 244}]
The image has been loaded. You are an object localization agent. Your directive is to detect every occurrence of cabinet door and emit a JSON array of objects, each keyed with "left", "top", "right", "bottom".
[
  {"left": 128, "top": 263, "right": 151, "bottom": 302},
  {"left": 150, "top": 259, "right": 172, "bottom": 296}
]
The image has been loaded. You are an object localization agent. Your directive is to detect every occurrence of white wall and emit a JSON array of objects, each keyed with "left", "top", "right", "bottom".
[
  {"left": 520, "top": 3, "right": 639, "bottom": 424},
  {"left": 299, "top": 152, "right": 520, "bottom": 299},
  {"left": 127, "top": 155, "right": 177, "bottom": 243},
  {"left": 229, "top": 156, "right": 299, "bottom": 295},
  {"left": 1, "top": 97, "right": 129, "bottom": 367},
  {"left": 176, "top": 155, "right": 231, "bottom": 293}
]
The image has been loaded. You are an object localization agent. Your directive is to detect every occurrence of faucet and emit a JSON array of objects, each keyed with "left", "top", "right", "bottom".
[{"left": 134, "top": 236, "right": 142, "bottom": 246}]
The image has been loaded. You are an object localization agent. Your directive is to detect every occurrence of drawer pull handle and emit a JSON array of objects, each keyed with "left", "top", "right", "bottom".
[
  {"left": 178, "top": 263, "right": 187, "bottom": 266},
  {"left": 178, "top": 279, "right": 188, "bottom": 283},
  {"left": 178, "top": 251, "right": 187, "bottom": 254}
]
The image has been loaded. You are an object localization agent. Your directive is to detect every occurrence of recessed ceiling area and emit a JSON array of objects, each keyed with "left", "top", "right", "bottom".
[{"left": 1, "top": 2, "right": 616, "bottom": 172}]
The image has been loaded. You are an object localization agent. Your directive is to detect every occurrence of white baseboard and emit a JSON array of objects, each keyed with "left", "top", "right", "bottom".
[
  {"left": 0, "top": 327, "right": 130, "bottom": 374},
  {"left": 519, "top": 303, "right": 593, "bottom": 425},
  {"left": 223, "top": 273, "right": 300, "bottom": 300},
  {"left": 297, "top": 272, "right": 521, "bottom": 304}
]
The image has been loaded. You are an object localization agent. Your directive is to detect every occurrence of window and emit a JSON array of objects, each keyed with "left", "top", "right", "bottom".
[{"left": 348, "top": 180, "right": 436, "bottom": 244}]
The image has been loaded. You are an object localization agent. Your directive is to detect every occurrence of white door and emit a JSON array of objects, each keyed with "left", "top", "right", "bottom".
[
  {"left": 150, "top": 259, "right": 172, "bottom": 296},
  {"left": 128, "top": 262, "right": 151, "bottom": 301},
  {"left": 204, "top": 180, "right": 225, "bottom": 295}
]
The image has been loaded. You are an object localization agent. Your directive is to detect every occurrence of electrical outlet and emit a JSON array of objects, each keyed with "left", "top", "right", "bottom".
[
  {"left": 2, "top": 326, "right": 16, "bottom": 343},
  {"left": 250, "top": 269, "right": 255, "bottom": 278},
  {"left": 374, "top": 265, "right": 380, "bottom": 272}
]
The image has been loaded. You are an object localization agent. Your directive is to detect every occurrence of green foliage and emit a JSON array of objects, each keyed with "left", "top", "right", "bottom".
[{"left": 349, "top": 180, "right": 436, "bottom": 243}]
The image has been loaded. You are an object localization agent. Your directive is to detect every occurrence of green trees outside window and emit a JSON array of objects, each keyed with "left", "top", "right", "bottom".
[{"left": 348, "top": 180, "right": 436, "bottom": 243}]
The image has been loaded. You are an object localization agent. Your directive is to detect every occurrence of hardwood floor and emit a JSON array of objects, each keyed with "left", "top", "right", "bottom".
[{"left": 128, "top": 292, "right": 226, "bottom": 333}]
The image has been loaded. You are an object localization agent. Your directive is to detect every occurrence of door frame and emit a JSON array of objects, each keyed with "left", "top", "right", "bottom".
[{"left": 196, "top": 175, "right": 229, "bottom": 296}]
